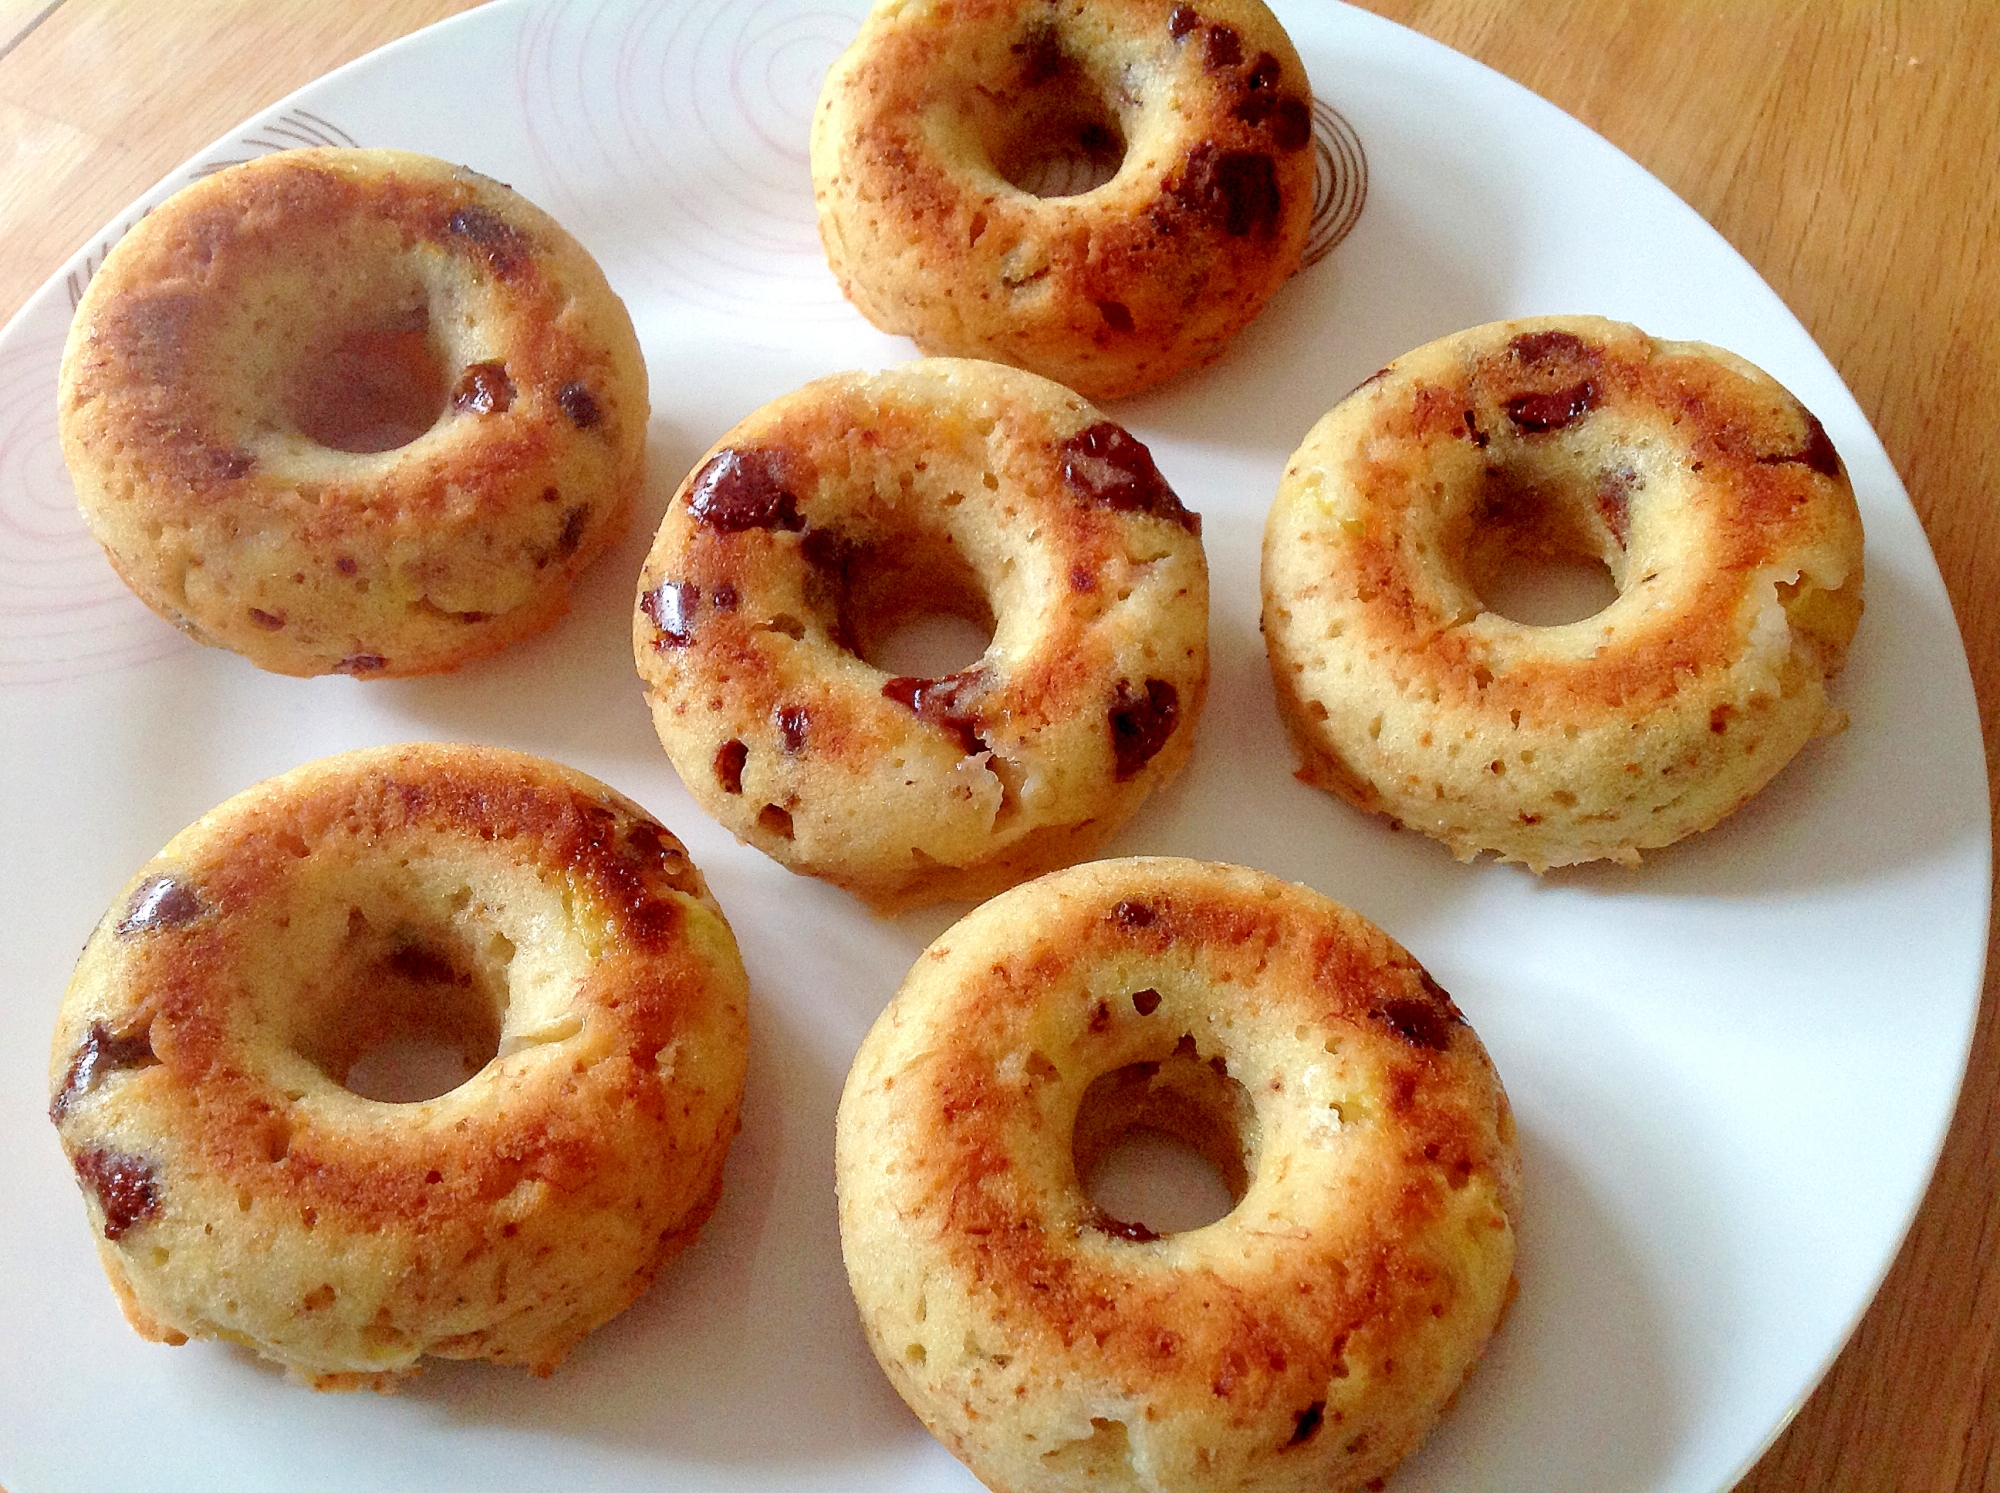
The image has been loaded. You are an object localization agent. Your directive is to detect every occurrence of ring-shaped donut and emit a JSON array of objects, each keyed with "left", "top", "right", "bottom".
[
  {"left": 59, "top": 148, "right": 648, "bottom": 678},
  {"left": 1262, "top": 316, "right": 1865, "bottom": 870},
  {"left": 837, "top": 857, "right": 1520, "bottom": 1493},
  {"left": 48, "top": 744, "right": 749, "bottom": 1389},
  {"left": 811, "top": 0, "right": 1317, "bottom": 400},
  {"left": 634, "top": 359, "right": 1208, "bottom": 913}
]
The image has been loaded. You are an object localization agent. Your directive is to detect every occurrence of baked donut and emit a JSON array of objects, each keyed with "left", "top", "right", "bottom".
[
  {"left": 634, "top": 358, "right": 1208, "bottom": 913},
  {"left": 837, "top": 857, "right": 1519, "bottom": 1493},
  {"left": 48, "top": 743, "right": 748, "bottom": 1389},
  {"left": 811, "top": 0, "right": 1316, "bottom": 400},
  {"left": 58, "top": 147, "right": 648, "bottom": 678},
  {"left": 1262, "top": 315, "right": 1865, "bottom": 870}
]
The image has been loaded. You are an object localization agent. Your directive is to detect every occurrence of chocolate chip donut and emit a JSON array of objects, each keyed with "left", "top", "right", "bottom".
[
  {"left": 634, "top": 359, "right": 1208, "bottom": 914},
  {"left": 837, "top": 857, "right": 1520, "bottom": 1493},
  {"left": 58, "top": 147, "right": 648, "bottom": 677},
  {"left": 811, "top": 0, "right": 1316, "bottom": 400},
  {"left": 48, "top": 744, "right": 749, "bottom": 1389},
  {"left": 1262, "top": 316, "right": 1866, "bottom": 870}
]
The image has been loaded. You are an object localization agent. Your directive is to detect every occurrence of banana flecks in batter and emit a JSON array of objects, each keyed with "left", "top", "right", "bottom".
[
  {"left": 116, "top": 872, "right": 207, "bottom": 936},
  {"left": 72, "top": 1146, "right": 163, "bottom": 1240},
  {"left": 51, "top": 1020, "right": 160, "bottom": 1120}
]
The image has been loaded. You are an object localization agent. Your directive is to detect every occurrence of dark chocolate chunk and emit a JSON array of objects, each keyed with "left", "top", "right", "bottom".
[
  {"left": 1168, "top": 4, "right": 1201, "bottom": 39},
  {"left": 72, "top": 1148, "right": 162, "bottom": 1240},
  {"left": 558, "top": 382, "right": 601, "bottom": 429},
  {"left": 1059, "top": 422, "right": 1199, "bottom": 533},
  {"left": 1109, "top": 678, "right": 1180, "bottom": 780},
  {"left": 1092, "top": 1210, "right": 1160, "bottom": 1243},
  {"left": 50, "top": 1021, "right": 158, "bottom": 1121},
  {"left": 446, "top": 205, "right": 528, "bottom": 275},
  {"left": 777, "top": 705, "right": 810, "bottom": 754},
  {"left": 1758, "top": 408, "right": 1843, "bottom": 478},
  {"left": 556, "top": 504, "right": 589, "bottom": 556},
  {"left": 1289, "top": 1401, "right": 1327, "bottom": 1446},
  {"left": 687, "top": 448, "right": 806, "bottom": 533},
  {"left": 453, "top": 361, "right": 515, "bottom": 414},
  {"left": 1504, "top": 380, "right": 1599, "bottom": 433},
  {"left": 883, "top": 669, "right": 988, "bottom": 756},
  {"left": 1171, "top": 143, "right": 1283, "bottom": 237},
  {"left": 1507, "top": 329, "right": 1592, "bottom": 366},
  {"left": 1097, "top": 299, "right": 1135, "bottom": 334},
  {"left": 1372, "top": 995, "right": 1457, "bottom": 1052},
  {"left": 711, "top": 582, "right": 740, "bottom": 611},
  {"left": 642, "top": 580, "right": 699, "bottom": 647},
  {"left": 1112, "top": 900, "right": 1156, "bottom": 928},
  {"left": 1203, "top": 23, "right": 1242, "bottom": 68},
  {"left": 117, "top": 874, "right": 204, "bottom": 937}
]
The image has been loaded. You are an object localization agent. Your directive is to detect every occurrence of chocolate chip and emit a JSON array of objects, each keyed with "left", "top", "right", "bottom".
[
  {"left": 1245, "top": 51, "right": 1282, "bottom": 90},
  {"left": 1132, "top": 988, "right": 1162, "bottom": 1015},
  {"left": 1372, "top": 995, "right": 1457, "bottom": 1052},
  {"left": 453, "top": 361, "right": 515, "bottom": 414},
  {"left": 1169, "top": 4, "right": 1201, "bottom": 40},
  {"left": 883, "top": 670, "right": 988, "bottom": 756},
  {"left": 335, "top": 556, "right": 358, "bottom": 576},
  {"left": 1203, "top": 23, "right": 1242, "bottom": 68},
  {"left": 1092, "top": 1209, "right": 1160, "bottom": 1243},
  {"left": 777, "top": 705, "right": 810, "bottom": 754},
  {"left": 1270, "top": 96, "right": 1312, "bottom": 152},
  {"left": 557, "top": 504, "right": 589, "bottom": 557},
  {"left": 1059, "top": 422, "right": 1199, "bottom": 533},
  {"left": 1505, "top": 381, "right": 1599, "bottom": 433},
  {"left": 1462, "top": 409, "right": 1489, "bottom": 449},
  {"left": 50, "top": 1021, "right": 158, "bottom": 1121},
  {"left": 687, "top": 448, "right": 807, "bottom": 533},
  {"left": 1758, "top": 408, "right": 1843, "bottom": 478},
  {"left": 1507, "top": 329, "right": 1592, "bottom": 366},
  {"left": 712, "top": 582, "right": 740, "bottom": 611},
  {"left": 714, "top": 739, "right": 748, "bottom": 795},
  {"left": 1171, "top": 143, "right": 1282, "bottom": 237},
  {"left": 247, "top": 607, "right": 285, "bottom": 631},
  {"left": 117, "top": 874, "right": 204, "bottom": 937},
  {"left": 558, "top": 382, "right": 601, "bottom": 429},
  {"left": 1109, "top": 678, "right": 1180, "bottom": 780},
  {"left": 642, "top": 580, "right": 699, "bottom": 647},
  {"left": 1112, "top": 899, "right": 1156, "bottom": 927},
  {"left": 71, "top": 1148, "right": 162, "bottom": 1240},
  {"left": 1097, "top": 299, "right": 1135, "bottom": 334},
  {"left": 446, "top": 205, "right": 528, "bottom": 275},
  {"left": 1289, "top": 1401, "right": 1327, "bottom": 1445},
  {"left": 335, "top": 654, "right": 388, "bottom": 674}
]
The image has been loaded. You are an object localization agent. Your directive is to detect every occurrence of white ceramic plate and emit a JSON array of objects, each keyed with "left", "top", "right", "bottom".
[{"left": 0, "top": 2, "right": 1986, "bottom": 1489}]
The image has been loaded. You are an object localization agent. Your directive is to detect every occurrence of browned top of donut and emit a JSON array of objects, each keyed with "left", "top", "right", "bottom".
[
  {"left": 52, "top": 746, "right": 742, "bottom": 1238},
  {"left": 861, "top": 859, "right": 1516, "bottom": 1424},
  {"left": 1320, "top": 318, "right": 1863, "bottom": 715}
]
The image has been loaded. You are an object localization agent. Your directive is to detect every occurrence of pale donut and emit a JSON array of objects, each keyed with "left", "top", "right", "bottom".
[
  {"left": 1262, "top": 315, "right": 1865, "bottom": 869},
  {"left": 48, "top": 743, "right": 748, "bottom": 1389},
  {"left": 634, "top": 358, "right": 1208, "bottom": 913},
  {"left": 811, "top": 0, "right": 1316, "bottom": 400},
  {"left": 58, "top": 147, "right": 648, "bottom": 678},
  {"left": 837, "top": 857, "right": 1519, "bottom": 1493}
]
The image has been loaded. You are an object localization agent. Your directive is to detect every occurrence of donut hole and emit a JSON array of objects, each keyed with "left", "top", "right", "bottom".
[
  {"left": 290, "top": 907, "right": 507, "bottom": 1104},
  {"left": 973, "top": 36, "right": 1127, "bottom": 198},
  {"left": 822, "top": 532, "right": 997, "bottom": 676},
  {"left": 1454, "top": 469, "right": 1625, "bottom": 627},
  {"left": 1072, "top": 1042, "right": 1255, "bottom": 1239},
  {"left": 282, "top": 301, "right": 449, "bottom": 454}
]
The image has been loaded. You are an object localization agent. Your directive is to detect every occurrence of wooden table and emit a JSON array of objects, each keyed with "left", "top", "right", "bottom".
[{"left": 2, "top": 2, "right": 1993, "bottom": 1488}]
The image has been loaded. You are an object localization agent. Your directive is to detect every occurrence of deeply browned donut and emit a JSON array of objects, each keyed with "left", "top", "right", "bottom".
[
  {"left": 634, "top": 359, "right": 1208, "bottom": 913},
  {"left": 58, "top": 148, "right": 647, "bottom": 678},
  {"left": 1262, "top": 316, "right": 1866, "bottom": 869},
  {"left": 837, "top": 857, "right": 1520, "bottom": 1493},
  {"left": 811, "top": 0, "right": 1316, "bottom": 400},
  {"left": 48, "top": 744, "right": 748, "bottom": 1389}
]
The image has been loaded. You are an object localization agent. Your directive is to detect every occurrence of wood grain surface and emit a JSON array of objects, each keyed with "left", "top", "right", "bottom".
[{"left": 1, "top": 2, "right": 1993, "bottom": 1489}]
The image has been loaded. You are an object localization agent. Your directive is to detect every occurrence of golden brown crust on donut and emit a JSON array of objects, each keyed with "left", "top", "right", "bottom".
[
  {"left": 1263, "top": 316, "right": 1865, "bottom": 869},
  {"left": 59, "top": 148, "right": 648, "bottom": 677},
  {"left": 812, "top": 0, "right": 1315, "bottom": 399},
  {"left": 838, "top": 858, "right": 1518, "bottom": 1493},
  {"left": 50, "top": 744, "right": 748, "bottom": 1388},
  {"left": 635, "top": 359, "right": 1208, "bottom": 913}
]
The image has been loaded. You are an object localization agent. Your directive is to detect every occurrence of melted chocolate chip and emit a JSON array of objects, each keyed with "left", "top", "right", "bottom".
[
  {"left": 1271, "top": 96, "right": 1312, "bottom": 152},
  {"left": 1168, "top": 3, "right": 1201, "bottom": 39},
  {"left": 453, "top": 361, "right": 515, "bottom": 414},
  {"left": 557, "top": 505, "right": 589, "bottom": 557},
  {"left": 642, "top": 580, "right": 699, "bottom": 647},
  {"left": 1097, "top": 299, "right": 1135, "bottom": 334},
  {"left": 883, "top": 670, "right": 988, "bottom": 756},
  {"left": 688, "top": 448, "right": 806, "bottom": 533},
  {"left": 714, "top": 739, "right": 748, "bottom": 795},
  {"left": 1059, "top": 423, "right": 1199, "bottom": 533},
  {"left": 1111, "top": 899, "right": 1156, "bottom": 928},
  {"left": 72, "top": 1148, "right": 161, "bottom": 1240},
  {"left": 248, "top": 607, "right": 285, "bottom": 631},
  {"left": 50, "top": 1021, "right": 158, "bottom": 1121},
  {"left": 1109, "top": 678, "right": 1180, "bottom": 780},
  {"left": 1203, "top": 23, "right": 1242, "bottom": 68},
  {"left": 1758, "top": 408, "right": 1843, "bottom": 478},
  {"left": 711, "top": 582, "right": 740, "bottom": 611},
  {"left": 1171, "top": 143, "right": 1283, "bottom": 237},
  {"left": 1597, "top": 467, "right": 1638, "bottom": 546},
  {"left": 117, "top": 874, "right": 204, "bottom": 937},
  {"left": 1092, "top": 1210, "right": 1160, "bottom": 1243},
  {"left": 1372, "top": 995, "right": 1456, "bottom": 1052},
  {"left": 1245, "top": 51, "right": 1282, "bottom": 90},
  {"left": 1289, "top": 1401, "right": 1327, "bottom": 1446},
  {"left": 446, "top": 205, "right": 528, "bottom": 275},
  {"left": 335, "top": 653, "right": 388, "bottom": 674},
  {"left": 1505, "top": 381, "right": 1599, "bottom": 433},
  {"left": 558, "top": 382, "right": 601, "bottom": 429},
  {"left": 1507, "top": 329, "right": 1592, "bottom": 366},
  {"left": 1132, "top": 988, "right": 1163, "bottom": 1015},
  {"left": 1462, "top": 409, "right": 1489, "bottom": 449},
  {"left": 777, "top": 705, "right": 810, "bottom": 754}
]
